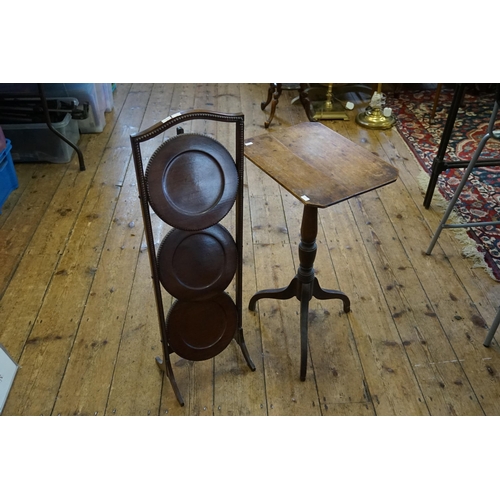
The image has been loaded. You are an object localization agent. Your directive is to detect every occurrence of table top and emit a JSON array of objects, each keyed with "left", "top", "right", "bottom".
[{"left": 244, "top": 122, "right": 399, "bottom": 208}]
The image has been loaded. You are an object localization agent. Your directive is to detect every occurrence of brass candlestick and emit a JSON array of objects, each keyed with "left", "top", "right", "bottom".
[{"left": 311, "top": 83, "right": 349, "bottom": 120}]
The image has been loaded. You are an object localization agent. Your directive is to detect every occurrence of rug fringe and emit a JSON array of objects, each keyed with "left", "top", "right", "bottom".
[{"left": 417, "top": 171, "right": 499, "bottom": 282}]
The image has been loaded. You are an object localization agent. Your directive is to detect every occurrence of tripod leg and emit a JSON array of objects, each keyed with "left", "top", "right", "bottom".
[
  {"left": 299, "top": 284, "right": 311, "bottom": 381},
  {"left": 249, "top": 277, "right": 300, "bottom": 311},
  {"left": 312, "top": 277, "right": 350, "bottom": 312}
]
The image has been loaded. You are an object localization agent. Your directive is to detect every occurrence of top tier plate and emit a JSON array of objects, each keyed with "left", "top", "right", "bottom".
[{"left": 145, "top": 133, "right": 239, "bottom": 231}]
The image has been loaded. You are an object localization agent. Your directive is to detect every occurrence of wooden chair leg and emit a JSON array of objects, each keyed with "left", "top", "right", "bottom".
[
  {"left": 431, "top": 83, "right": 442, "bottom": 120},
  {"left": 261, "top": 83, "right": 276, "bottom": 111},
  {"left": 264, "top": 84, "right": 282, "bottom": 129}
]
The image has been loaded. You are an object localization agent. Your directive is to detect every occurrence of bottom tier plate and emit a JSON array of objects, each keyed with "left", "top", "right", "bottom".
[{"left": 166, "top": 292, "right": 237, "bottom": 361}]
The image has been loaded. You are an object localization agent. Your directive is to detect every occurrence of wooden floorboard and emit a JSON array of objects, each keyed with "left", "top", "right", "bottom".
[{"left": 2, "top": 83, "right": 500, "bottom": 416}]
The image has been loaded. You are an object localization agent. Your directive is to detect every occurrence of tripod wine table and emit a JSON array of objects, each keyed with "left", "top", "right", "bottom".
[{"left": 245, "top": 122, "right": 398, "bottom": 380}]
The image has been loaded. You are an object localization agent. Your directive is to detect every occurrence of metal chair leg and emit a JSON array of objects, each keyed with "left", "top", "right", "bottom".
[
  {"left": 426, "top": 98, "right": 499, "bottom": 255},
  {"left": 423, "top": 93, "right": 500, "bottom": 347},
  {"left": 484, "top": 307, "right": 500, "bottom": 347},
  {"left": 426, "top": 131, "right": 491, "bottom": 255}
]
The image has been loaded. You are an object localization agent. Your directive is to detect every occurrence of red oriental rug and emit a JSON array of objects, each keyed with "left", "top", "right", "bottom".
[{"left": 389, "top": 86, "right": 500, "bottom": 281}]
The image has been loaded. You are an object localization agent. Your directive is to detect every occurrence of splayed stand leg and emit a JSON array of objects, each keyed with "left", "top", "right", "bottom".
[{"left": 155, "top": 354, "right": 184, "bottom": 407}]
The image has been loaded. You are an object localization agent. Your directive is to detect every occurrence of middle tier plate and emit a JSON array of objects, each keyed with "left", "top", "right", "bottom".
[{"left": 157, "top": 224, "right": 238, "bottom": 301}]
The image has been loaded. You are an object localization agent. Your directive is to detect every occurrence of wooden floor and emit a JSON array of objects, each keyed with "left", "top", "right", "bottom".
[{"left": 2, "top": 83, "right": 500, "bottom": 416}]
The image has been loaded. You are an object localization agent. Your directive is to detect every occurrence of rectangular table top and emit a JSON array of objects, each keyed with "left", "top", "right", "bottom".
[{"left": 244, "top": 122, "right": 399, "bottom": 208}]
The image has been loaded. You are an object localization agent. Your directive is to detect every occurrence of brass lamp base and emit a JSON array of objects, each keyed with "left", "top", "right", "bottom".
[{"left": 356, "top": 106, "right": 396, "bottom": 129}]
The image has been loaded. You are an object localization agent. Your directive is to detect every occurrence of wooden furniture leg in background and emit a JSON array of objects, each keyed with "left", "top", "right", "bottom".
[
  {"left": 431, "top": 83, "right": 443, "bottom": 120},
  {"left": 261, "top": 83, "right": 282, "bottom": 128},
  {"left": 261, "top": 84, "right": 315, "bottom": 128}
]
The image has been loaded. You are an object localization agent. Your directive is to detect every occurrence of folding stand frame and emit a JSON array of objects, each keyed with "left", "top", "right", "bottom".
[{"left": 130, "top": 110, "right": 255, "bottom": 406}]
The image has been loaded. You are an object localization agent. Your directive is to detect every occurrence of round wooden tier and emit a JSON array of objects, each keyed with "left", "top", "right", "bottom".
[
  {"left": 145, "top": 133, "right": 238, "bottom": 231},
  {"left": 157, "top": 224, "right": 237, "bottom": 301},
  {"left": 166, "top": 292, "right": 237, "bottom": 361}
]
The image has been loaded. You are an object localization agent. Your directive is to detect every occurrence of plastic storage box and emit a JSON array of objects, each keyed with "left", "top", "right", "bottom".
[
  {"left": 99, "top": 83, "right": 114, "bottom": 112},
  {"left": 0, "top": 125, "right": 6, "bottom": 152},
  {"left": 0, "top": 139, "right": 18, "bottom": 214},
  {"left": 2, "top": 113, "right": 80, "bottom": 164},
  {"left": 43, "top": 83, "right": 113, "bottom": 133}
]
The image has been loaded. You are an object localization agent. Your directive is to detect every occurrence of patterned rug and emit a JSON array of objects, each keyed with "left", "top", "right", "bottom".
[{"left": 389, "top": 86, "right": 500, "bottom": 281}]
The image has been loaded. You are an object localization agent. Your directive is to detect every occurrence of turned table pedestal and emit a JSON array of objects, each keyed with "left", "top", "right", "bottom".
[{"left": 245, "top": 122, "right": 398, "bottom": 380}]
